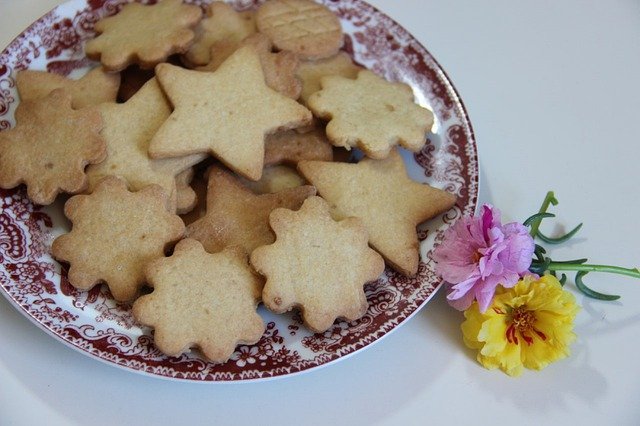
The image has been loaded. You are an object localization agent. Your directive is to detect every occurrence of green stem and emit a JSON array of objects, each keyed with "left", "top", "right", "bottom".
[
  {"left": 546, "top": 262, "right": 640, "bottom": 279},
  {"left": 529, "top": 191, "right": 558, "bottom": 237}
]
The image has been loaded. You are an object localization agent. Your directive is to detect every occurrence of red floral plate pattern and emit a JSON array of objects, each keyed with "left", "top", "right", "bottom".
[{"left": 0, "top": 0, "right": 478, "bottom": 381}]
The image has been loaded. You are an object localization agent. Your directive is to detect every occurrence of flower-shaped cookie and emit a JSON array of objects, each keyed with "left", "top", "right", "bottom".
[
  {"left": 133, "top": 239, "right": 265, "bottom": 362},
  {"left": 307, "top": 70, "right": 434, "bottom": 159},
  {"left": 251, "top": 196, "right": 385, "bottom": 332},
  {"left": 0, "top": 89, "right": 105, "bottom": 205},
  {"left": 52, "top": 177, "right": 185, "bottom": 301},
  {"left": 85, "top": 0, "right": 202, "bottom": 72}
]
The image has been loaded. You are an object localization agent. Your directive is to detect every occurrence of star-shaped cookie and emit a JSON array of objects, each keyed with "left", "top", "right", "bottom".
[
  {"left": 133, "top": 239, "right": 264, "bottom": 362},
  {"left": 86, "top": 78, "right": 205, "bottom": 213},
  {"left": 251, "top": 196, "right": 385, "bottom": 332},
  {"left": 297, "top": 150, "right": 456, "bottom": 276},
  {"left": 307, "top": 70, "right": 434, "bottom": 159},
  {"left": 149, "top": 45, "right": 312, "bottom": 181},
  {"left": 85, "top": 0, "right": 202, "bottom": 72},
  {"left": 51, "top": 177, "right": 185, "bottom": 302},
  {"left": 0, "top": 89, "right": 105, "bottom": 205},
  {"left": 186, "top": 165, "right": 316, "bottom": 254},
  {"left": 16, "top": 66, "right": 120, "bottom": 109}
]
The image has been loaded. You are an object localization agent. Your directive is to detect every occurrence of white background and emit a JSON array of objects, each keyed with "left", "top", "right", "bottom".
[{"left": 1, "top": 1, "right": 639, "bottom": 425}]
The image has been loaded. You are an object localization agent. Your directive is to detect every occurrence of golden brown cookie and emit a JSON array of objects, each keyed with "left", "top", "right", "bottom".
[
  {"left": 297, "top": 150, "right": 456, "bottom": 276},
  {"left": 86, "top": 78, "right": 206, "bottom": 213},
  {"left": 264, "top": 126, "right": 333, "bottom": 167},
  {"left": 51, "top": 177, "right": 185, "bottom": 302},
  {"left": 0, "top": 89, "right": 105, "bottom": 205},
  {"left": 16, "top": 67, "right": 120, "bottom": 109},
  {"left": 133, "top": 239, "right": 264, "bottom": 362},
  {"left": 149, "top": 45, "right": 312, "bottom": 181},
  {"left": 197, "top": 33, "right": 301, "bottom": 99},
  {"left": 85, "top": 0, "right": 202, "bottom": 72},
  {"left": 296, "top": 52, "right": 361, "bottom": 105},
  {"left": 256, "top": 0, "right": 343, "bottom": 60},
  {"left": 183, "top": 1, "right": 256, "bottom": 67},
  {"left": 308, "top": 70, "right": 434, "bottom": 159},
  {"left": 251, "top": 196, "right": 385, "bottom": 332},
  {"left": 186, "top": 165, "right": 315, "bottom": 255}
]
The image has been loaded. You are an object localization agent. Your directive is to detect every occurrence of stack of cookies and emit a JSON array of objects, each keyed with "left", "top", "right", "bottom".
[{"left": 0, "top": 0, "right": 456, "bottom": 363}]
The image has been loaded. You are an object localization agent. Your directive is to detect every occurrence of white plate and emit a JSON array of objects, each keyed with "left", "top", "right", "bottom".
[{"left": 0, "top": 0, "right": 478, "bottom": 381}]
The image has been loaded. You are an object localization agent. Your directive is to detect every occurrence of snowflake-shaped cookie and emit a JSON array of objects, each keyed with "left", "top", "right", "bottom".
[{"left": 251, "top": 196, "right": 385, "bottom": 332}]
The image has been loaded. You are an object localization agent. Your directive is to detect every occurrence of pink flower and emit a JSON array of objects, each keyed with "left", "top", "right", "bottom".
[{"left": 433, "top": 205, "right": 534, "bottom": 312}]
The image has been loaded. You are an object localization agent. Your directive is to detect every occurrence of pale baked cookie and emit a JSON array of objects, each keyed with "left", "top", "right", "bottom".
[
  {"left": 0, "top": 89, "right": 105, "bottom": 205},
  {"left": 296, "top": 52, "right": 361, "bottom": 105},
  {"left": 86, "top": 78, "right": 206, "bottom": 213},
  {"left": 197, "top": 33, "right": 301, "bottom": 99},
  {"left": 150, "top": 45, "right": 312, "bottom": 181},
  {"left": 186, "top": 166, "right": 315, "bottom": 254},
  {"left": 175, "top": 168, "right": 198, "bottom": 215},
  {"left": 256, "top": 0, "right": 343, "bottom": 60},
  {"left": 51, "top": 177, "right": 185, "bottom": 302},
  {"left": 85, "top": 0, "right": 202, "bottom": 72},
  {"left": 133, "top": 239, "right": 264, "bottom": 362},
  {"left": 297, "top": 150, "right": 457, "bottom": 276},
  {"left": 238, "top": 165, "right": 305, "bottom": 194},
  {"left": 16, "top": 67, "right": 120, "bottom": 109},
  {"left": 183, "top": 1, "right": 256, "bottom": 67},
  {"left": 251, "top": 196, "right": 385, "bottom": 332},
  {"left": 264, "top": 126, "right": 333, "bottom": 167},
  {"left": 308, "top": 70, "right": 434, "bottom": 159}
]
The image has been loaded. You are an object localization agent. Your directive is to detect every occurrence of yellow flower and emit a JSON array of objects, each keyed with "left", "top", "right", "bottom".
[{"left": 461, "top": 274, "right": 579, "bottom": 376}]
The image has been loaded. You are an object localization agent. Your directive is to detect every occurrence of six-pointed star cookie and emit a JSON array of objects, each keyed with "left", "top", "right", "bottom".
[
  {"left": 308, "top": 70, "right": 434, "bottom": 159},
  {"left": 186, "top": 165, "right": 316, "bottom": 254},
  {"left": 297, "top": 150, "right": 456, "bottom": 276},
  {"left": 52, "top": 177, "right": 185, "bottom": 302},
  {"left": 86, "top": 78, "right": 206, "bottom": 213},
  {"left": 149, "top": 45, "right": 312, "bottom": 181},
  {"left": 85, "top": 0, "right": 202, "bottom": 72},
  {"left": 0, "top": 89, "right": 105, "bottom": 205},
  {"left": 133, "top": 238, "right": 265, "bottom": 362},
  {"left": 251, "top": 196, "right": 385, "bottom": 332},
  {"left": 16, "top": 66, "right": 120, "bottom": 109}
]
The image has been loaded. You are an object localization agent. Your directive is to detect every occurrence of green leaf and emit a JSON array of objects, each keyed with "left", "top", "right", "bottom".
[
  {"left": 536, "top": 223, "right": 583, "bottom": 244},
  {"left": 574, "top": 271, "right": 620, "bottom": 301},
  {"left": 523, "top": 212, "right": 555, "bottom": 227}
]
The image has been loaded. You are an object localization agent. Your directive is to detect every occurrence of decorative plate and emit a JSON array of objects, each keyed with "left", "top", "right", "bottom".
[{"left": 0, "top": 0, "right": 478, "bottom": 381}]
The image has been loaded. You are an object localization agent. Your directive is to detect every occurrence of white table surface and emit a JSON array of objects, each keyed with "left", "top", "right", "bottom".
[{"left": 1, "top": 1, "right": 639, "bottom": 425}]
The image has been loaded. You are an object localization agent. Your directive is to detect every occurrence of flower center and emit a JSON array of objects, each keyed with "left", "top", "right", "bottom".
[
  {"left": 505, "top": 306, "right": 547, "bottom": 346},
  {"left": 471, "top": 250, "right": 483, "bottom": 263}
]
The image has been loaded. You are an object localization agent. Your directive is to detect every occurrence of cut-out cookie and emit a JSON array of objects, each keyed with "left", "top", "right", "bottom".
[
  {"left": 133, "top": 239, "right": 264, "bottom": 362},
  {"left": 52, "top": 177, "right": 185, "bottom": 302},
  {"left": 264, "top": 126, "right": 333, "bottom": 167},
  {"left": 0, "top": 89, "right": 105, "bottom": 205},
  {"left": 197, "top": 33, "right": 301, "bottom": 99},
  {"left": 308, "top": 70, "right": 434, "bottom": 159},
  {"left": 86, "top": 78, "right": 206, "bottom": 212},
  {"left": 256, "top": 0, "right": 343, "bottom": 60},
  {"left": 16, "top": 67, "right": 120, "bottom": 109},
  {"left": 186, "top": 166, "right": 315, "bottom": 254},
  {"left": 150, "top": 45, "right": 312, "bottom": 181},
  {"left": 85, "top": 0, "right": 202, "bottom": 72},
  {"left": 183, "top": 1, "right": 256, "bottom": 67},
  {"left": 251, "top": 196, "right": 385, "bottom": 332},
  {"left": 296, "top": 52, "right": 361, "bottom": 105},
  {"left": 298, "top": 150, "right": 456, "bottom": 276}
]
